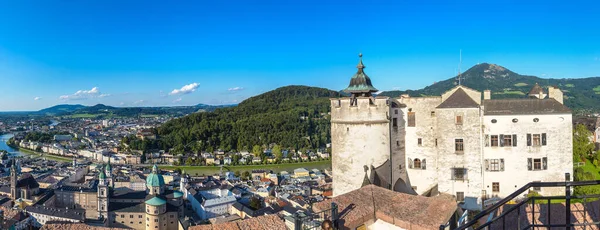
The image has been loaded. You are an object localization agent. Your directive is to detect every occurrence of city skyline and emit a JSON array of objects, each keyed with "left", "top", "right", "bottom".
[{"left": 1, "top": 0, "right": 599, "bottom": 111}]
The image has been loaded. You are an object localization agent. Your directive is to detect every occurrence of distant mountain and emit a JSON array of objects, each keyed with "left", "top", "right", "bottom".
[
  {"left": 36, "top": 103, "right": 235, "bottom": 117},
  {"left": 379, "top": 63, "right": 600, "bottom": 114},
  {"left": 156, "top": 85, "right": 340, "bottom": 153},
  {"left": 38, "top": 104, "right": 86, "bottom": 115}
]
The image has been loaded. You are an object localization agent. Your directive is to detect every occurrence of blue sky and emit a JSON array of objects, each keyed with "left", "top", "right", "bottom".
[{"left": 0, "top": 0, "right": 599, "bottom": 111}]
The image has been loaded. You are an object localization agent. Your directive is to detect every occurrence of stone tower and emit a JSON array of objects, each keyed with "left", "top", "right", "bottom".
[
  {"left": 330, "top": 54, "right": 408, "bottom": 197},
  {"left": 145, "top": 164, "right": 167, "bottom": 230},
  {"left": 179, "top": 170, "right": 188, "bottom": 199},
  {"left": 105, "top": 158, "right": 113, "bottom": 188},
  {"left": 97, "top": 169, "right": 110, "bottom": 224},
  {"left": 10, "top": 161, "right": 17, "bottom": 199}
]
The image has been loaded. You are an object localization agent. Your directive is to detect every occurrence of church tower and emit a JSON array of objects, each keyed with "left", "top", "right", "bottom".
[
  {"left": 10, "top": 161, "right": 18, "bottom": 200},
  {"left": 179, "top": 170, "right": 189, "bottom": 199},
  {"left": 105, "top": 158, "right": 113, "bottom": 188},
  {"left": 330, "top": 54, "right": 407, "bottom": 196},
  {"left": 97, "top": 169, "right": 110, "bottom": 224}
]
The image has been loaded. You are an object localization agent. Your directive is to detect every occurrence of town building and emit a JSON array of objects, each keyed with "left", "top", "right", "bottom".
[{"left": 331, "top": 56, "right": 573, "bottom": 210}]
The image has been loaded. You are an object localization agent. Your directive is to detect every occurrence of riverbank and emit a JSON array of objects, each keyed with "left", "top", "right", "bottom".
[
  {"left": 16, "top": 147, "right": 73, "bottom": 163},
  {"left": 159, "top": 160, "right": 332, "bottom": 176}
]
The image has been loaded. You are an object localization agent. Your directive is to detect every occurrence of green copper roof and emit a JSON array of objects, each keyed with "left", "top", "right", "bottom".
[
  {"left": 145, "top": 196, "right": 166, "bottom": 206},
  {"left": 343, "top": 53, "right": 378, "bottom": 94},
  {"left": 173, "top": 191, "right": 183, "bottom": 198},
  {"left": 99, "top": 170, "right": 106, "bottom": 180},
  {"left": 105, "top": 159, "right": 112, "bottom": 171},
  {"left": 146, "top": 164, "right": 165, "bottom": 187}
]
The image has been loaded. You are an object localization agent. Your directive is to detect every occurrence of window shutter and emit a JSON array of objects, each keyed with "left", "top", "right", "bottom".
[
  {"left": 500, "top": 159, "right": 505, "bottom": 171},
  {"left": 485, "top": 135, "right": 489, "bottom": 147},
  {"left": 484, "top": 159, "right": 489, "bottom": 171},
  {"left": 542, "top": 157, "right": 547, "bottom": 170},
  {"left": 527, "top": 134, "right": 532, "bottom": 146},
  {"left": 512, "top": 134, "right": 517, "bottom": 147},
  {"left": 499, "top": 134, "right": 504, "bottom": 147},
  {"left": 408, "top": 158, "right": 413, "bottom": 168},
  {"left": 527, "top": 158, "right": 532, "bottom": 171},
  {"left": 542, "top": 133, "right": 547, "bottom": 146},
  {"left": 422, "top": 159, "right": 426, "bottom": 170}
]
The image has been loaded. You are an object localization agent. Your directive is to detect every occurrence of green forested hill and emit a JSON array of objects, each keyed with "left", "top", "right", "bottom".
[
  {"left": 156, "top": 85, "right": 341, "bottom": 153},
  {"left": 379, "top": 63, "right": 600, "bottom": 114}
]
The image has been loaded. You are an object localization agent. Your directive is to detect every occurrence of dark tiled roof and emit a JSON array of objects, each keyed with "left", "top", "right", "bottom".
[
  {"left": 25, "top": 205, "right": 85, "bottom": 220},
  {"left": 109, "top": 202, "right": 144, "bottom": 212},
  {"left": 529, "top": 83, "right": 544, "bottom": 95},
  {"left": 17, "top": 173, "right": 39, "bottom": 189},
  {"left": 484, "top": 99, "right": 571, "bottom": 115},
  {"left": 437, "top": 88, "right": 479, "bottom": 109},
  {"left": 112, "top": 189, "right": 146, "bottom": 200}
]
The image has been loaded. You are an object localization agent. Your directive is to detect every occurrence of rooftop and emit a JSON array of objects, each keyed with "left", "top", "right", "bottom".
[
  {"left": 189, "top": 214, "right": 286, "bottom": 230},
  {"left": 313, "top": 185, "right": 457, "bottom": 229},
  {"left": 484, "top": 98, "right": 571, "bottom": 115}
]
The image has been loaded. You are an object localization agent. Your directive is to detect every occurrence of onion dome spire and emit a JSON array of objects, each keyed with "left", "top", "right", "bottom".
[{"left": 343, "top": 53, "right": 378, "bottom": 96}]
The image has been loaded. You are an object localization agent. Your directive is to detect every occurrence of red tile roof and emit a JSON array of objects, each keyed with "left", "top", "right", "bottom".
[
  {"left": 189, "top": 215, "right": 286, "bottom": 230},
  {"left": 313, "top": 185, "right": 457, "bottom": 230}
]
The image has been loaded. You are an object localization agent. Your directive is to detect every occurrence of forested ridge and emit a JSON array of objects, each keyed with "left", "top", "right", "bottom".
[{"left": 155, "top": 85, "right": 341, "bottom": 154}]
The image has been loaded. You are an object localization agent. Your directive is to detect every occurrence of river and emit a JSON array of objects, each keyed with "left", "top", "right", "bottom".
[{"left": 0, "top": 134, "right": 24, "bottom": 157}]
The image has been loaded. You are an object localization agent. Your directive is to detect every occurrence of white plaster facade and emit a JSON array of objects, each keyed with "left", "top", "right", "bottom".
[{"left": 332, "top": 83, "right": 573, "bottom": 210}]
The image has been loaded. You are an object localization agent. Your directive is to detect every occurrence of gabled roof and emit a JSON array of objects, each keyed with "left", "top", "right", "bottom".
[
  {"left": 529, "top": 83, "right": 545, "bottom": 95},
  {"left": 483, "top": 99, "right": 571, "bottom": 115},
  {"left": 437, "top": 88, "right": 479, "bottom": 109},
  {"left": 17, "top": 173, "right": 39, "bottom": 189}
]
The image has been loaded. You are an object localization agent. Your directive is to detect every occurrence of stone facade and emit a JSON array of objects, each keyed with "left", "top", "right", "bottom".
[{"left": 331, "top": 57, "right": 573, "bottom": 210}]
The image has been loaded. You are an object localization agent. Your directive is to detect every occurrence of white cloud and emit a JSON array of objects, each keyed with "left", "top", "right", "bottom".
[
  {"left": 119, "top": 102, "right": 125, "bottom": 106},
  {"left": 59, "top": 87, "right": 102, "bottom": 100},
  {"left": 34, "top": 97, "right": 42, "bottom": 101},
  {"left": 169, "top": 83, "right": 199, "bottom": 95},
  {"left": 228, "top": 87, "right": 244, "bottom": 91},
  {"left": 133, "top": 100, "right": 144, "bottom": 104},
  {"left": 173, "top": 98, "right": 182, "bottom": 103},
  {"left": 99, "top": 94, "right": 111, "bottom": 98}
]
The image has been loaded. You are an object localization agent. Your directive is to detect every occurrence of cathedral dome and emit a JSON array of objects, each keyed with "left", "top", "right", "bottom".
[{"left": 146, "top": 164, "right": 165, "bottom": 187}]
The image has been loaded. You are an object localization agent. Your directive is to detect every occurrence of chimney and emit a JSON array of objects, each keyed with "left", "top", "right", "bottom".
[
  {"left": 548, "top": 86, "right": 564, "bottom": 104},
  {"left": 483, "top": 90, "right": 491, "bottom": 100}
]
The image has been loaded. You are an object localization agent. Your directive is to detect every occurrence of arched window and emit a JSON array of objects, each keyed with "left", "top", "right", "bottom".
[{"left": 414, "top": 158, "right": 421, "bottom": 169}]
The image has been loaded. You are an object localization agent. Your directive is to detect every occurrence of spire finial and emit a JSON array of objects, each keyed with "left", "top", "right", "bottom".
[{"left": 357, "top": 53, "right": 365, "bottom": 71}]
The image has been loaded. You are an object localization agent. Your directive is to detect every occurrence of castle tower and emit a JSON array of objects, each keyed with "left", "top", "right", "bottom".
[
  {"left": 330, "top": 54, "right": 407, "bottom": 196},
  {"left": 10, "top": 161, "right": 18, "bottom": 200},
  {"left": 97, "top": 169, "right": 110, "bottom": 224}
]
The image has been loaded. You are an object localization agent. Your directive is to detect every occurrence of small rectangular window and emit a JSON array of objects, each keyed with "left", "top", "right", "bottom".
[
  {"left": 532, "top": 134, "right": 541, "bottom": 146},
  {"left": 492, "top": 182, "right": 500, "bottom": 193},
  {"left": 396, "top": 141, "right": 399, "bottom": 146},
  {"left": 452, "top": 168, "right": 467, "bottom": 180},
  {"left": 533, "top": 158, "right": 542, "bottom": 170},
  {"left": 542, "top": 133, "right": 547, "bottom": 146},
  {"left": 491, "top": 135, "right": 499, "bottom": 147},
  {"left": 455, "top": 139, "right": 464, "bottom": 153},
  {"left": 435, "top": 138, "right": 438, "bottom": 147},
  {"left": 408, "top": 112, "right": 416, "bottom": 127},
  {"left": 394, "top": 109, "right": 398, "bottom": 114},
  {"left": 456, "top": 192, "right": 464, "bottom": 202},
  {"left": 503, "top": 134, "right": 512, "bottom": 147},
  {"left": 431, "top": 111, "right": 435, "bottom": 117},
  {"left": 418, "top": 138, "right": 422, "bottom": 146},
  {"left": 456, "top": 116, "right": 463, "bottom": 125},
  {"left": 393, "top": 118, "right": 398, "bottom": 127}
]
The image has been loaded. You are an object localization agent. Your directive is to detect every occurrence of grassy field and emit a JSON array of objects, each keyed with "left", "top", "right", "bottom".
[
  {"left": 514, "top": 82, "right": 529, "bottom": 87},
  {"left": 594, "top": 86, "right": 600, "bottom": 92},
  {"left": 70, "top": 113, "right": 98, "bottom": 118},
  {"left": 564, "top": 83, "right": 575, "bottom": 88},
  {"left": 159, "top": 160, "right": 332, "bottom": 176},
  {"left": 17, "top": 147, "right": 73, "bottom": 163}
]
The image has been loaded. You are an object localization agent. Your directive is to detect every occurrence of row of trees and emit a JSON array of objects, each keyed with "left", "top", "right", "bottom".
[
  {"left": 572, "top": 124, "right": 600, "bottom": 196},
  {"left": 24, "top": 131, "right": 70, "bottom": 144}
]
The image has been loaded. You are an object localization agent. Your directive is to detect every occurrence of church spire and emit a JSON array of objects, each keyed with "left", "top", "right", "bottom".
[{"left": 343, "top": 53, "right": 378, "bottom": 97}]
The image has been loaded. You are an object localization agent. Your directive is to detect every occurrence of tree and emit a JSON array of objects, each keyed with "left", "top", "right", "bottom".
[
  {"left": 272, "top": 144, "right": 282, "bottom": 160},
  {"left": 573, "top": 124, "right": 595, "bottom": 163},
  {"left": 185, "top": 157, "right": 194, "bottom": 166},
  {"left": 242, "top": 171, "right": 251, "bottom": 180},
  {"left": 252, "top": 145, "right": 262, "bottom": 157},
  {"left": 249, "top": 196, "right": 262, "bottom": 210},
  {"left": 140, "top": 153, "right": 146, "bottom": 164},
  {"left": 234, "top": 171, "right": 241, "bottom": 178}
]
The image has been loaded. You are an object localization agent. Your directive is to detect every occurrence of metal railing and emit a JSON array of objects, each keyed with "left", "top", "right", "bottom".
[
  {"left": 293, "top": 202, "right": 338, "bottom": 230},
  {"left": 445, "top": 173, "right": 600, "bottom": 230}
]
